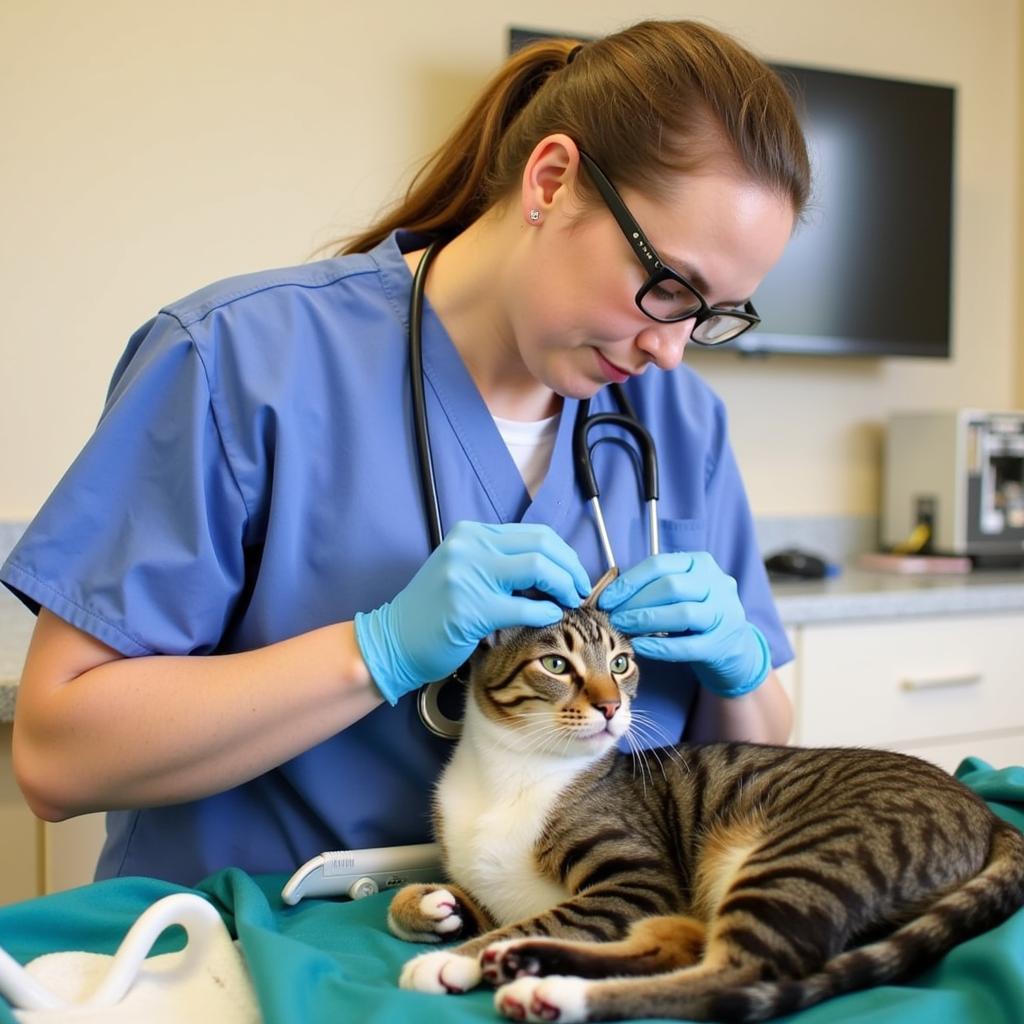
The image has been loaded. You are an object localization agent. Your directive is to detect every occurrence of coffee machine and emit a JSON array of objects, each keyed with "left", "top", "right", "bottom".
[{"left": 882, "top": 410, "right": 1024, "bottom": 561}]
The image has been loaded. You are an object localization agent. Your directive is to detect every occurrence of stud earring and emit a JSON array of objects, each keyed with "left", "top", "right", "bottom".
[{"left": 529, "top": 209, "right": 541, "bottom": 223}]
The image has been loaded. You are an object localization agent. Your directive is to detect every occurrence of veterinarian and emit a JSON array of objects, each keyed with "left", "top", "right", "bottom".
[{"left": 2, "top": 20, "right": 810, "bottom": 887}]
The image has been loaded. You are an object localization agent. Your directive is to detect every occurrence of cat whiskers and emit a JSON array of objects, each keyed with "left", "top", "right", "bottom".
[
  {"left": 512, "top": 720, "right": 562, "bottom": 757},
  {"left": 628, "top": 709, "right": 686, "bottom": 757},
  {"left": 622, "top": 728, "right": 655, "bottom": 797},
  {"left": 510, "top": 710, "right": 576, "bottom": 757},
  {"left": 512, "top": 709, "right": 619, "bottom": 759},
  {"left": 623, "top": 711, "right": 687, "bottom": 785}
]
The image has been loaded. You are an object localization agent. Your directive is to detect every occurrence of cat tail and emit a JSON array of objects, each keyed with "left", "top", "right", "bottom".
[{"left": 709, "top": 818, "right": 1024, "bottom": 1023}]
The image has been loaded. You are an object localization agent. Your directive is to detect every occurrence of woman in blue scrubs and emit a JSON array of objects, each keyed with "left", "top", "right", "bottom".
[{"left": 2, "top": 20, "right": 809, "bottom": 886}]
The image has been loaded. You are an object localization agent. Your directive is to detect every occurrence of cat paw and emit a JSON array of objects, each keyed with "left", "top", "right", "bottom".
[
  {"left": 399, "top": 950, "right": 482, "bottom": 994},
  {"left": 481, "top": 939, "right": 545, "bottom": 984},
  {"left": 495, "top": 976, "right": 589, "bottom": 1022},
  {"left": 388, "top": 885, "right": 465, "bottom": 942}
]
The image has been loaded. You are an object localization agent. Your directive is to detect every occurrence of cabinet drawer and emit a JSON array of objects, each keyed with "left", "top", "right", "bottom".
[{"left": 797, "top": 613, "right": 1023, "bottom": 747}]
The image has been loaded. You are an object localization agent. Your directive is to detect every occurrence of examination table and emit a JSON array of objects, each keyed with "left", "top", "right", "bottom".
[{"left": 1, "top": 758, "right": 1022, "bottom": 1023}]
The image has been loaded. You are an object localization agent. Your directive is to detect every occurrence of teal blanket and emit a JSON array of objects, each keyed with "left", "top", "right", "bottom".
[{"left": 2, "top": 758, "right": 1023, "bottom": 1023}]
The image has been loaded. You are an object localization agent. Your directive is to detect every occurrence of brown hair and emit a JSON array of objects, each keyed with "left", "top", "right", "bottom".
[{"left": 340, "top": 20, "right": 810, "bottom": 255}]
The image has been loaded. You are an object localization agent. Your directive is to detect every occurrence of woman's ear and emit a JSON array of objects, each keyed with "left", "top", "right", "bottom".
[{"left": 519, "top": 133, "right": 582, "bottom": 225}]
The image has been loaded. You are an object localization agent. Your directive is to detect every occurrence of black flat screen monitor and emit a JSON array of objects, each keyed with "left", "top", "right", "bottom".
[{"left": 509, "top": 29, "right": 956, "bottom": 359}]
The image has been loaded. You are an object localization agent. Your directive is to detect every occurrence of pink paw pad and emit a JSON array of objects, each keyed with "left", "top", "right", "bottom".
[
  {"left": 498, "top": 992, "right": 527, "bottom": 1020},
  {"left": 494, "top": 977, "right": 588, "bottom": 1023},
  {"left": 533, "top": 995, "right": 563, "bottom": 1021}
]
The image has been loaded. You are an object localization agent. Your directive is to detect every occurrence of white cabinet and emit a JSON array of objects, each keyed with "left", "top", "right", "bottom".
[
  {"left": 775, "top": 629, "right": 798, "bottom": 710},
  {"left": 43, "top": 814, "right": 107, "bottom": 894},
  {"left": 0, "top": 723, "right": 38, "bottom": 905},
  {"left": 0, "top": 724, "right": 107, "bottom": 905},
  {"left": 786, "top": 611, "right": 1024, "bottom": 772}
]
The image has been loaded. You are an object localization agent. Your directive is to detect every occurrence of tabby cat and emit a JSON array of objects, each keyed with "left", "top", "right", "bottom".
[{"left": 389, "top": 573, "right": 1024, "bottom": 1023}]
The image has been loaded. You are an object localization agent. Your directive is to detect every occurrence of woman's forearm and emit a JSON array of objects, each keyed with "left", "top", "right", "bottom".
[
  {"left": 686, "top": 669, "right": 793, "bottom": 744},
  {"left": 13, "top": 610, "right": 383, "bottom": 820}
]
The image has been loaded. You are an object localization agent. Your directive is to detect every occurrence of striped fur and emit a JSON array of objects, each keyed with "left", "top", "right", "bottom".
[{"left": 392, "top": 602, "right": 1024, "bottom": 1022}]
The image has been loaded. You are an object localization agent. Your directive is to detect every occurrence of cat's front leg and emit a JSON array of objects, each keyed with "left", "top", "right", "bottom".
[
  {"left": 397, "top": 922, "right": 514, "bottom": 996},
  {"left": 402, "top": 889, "right": 661, "bottom": 995},
  {"left": 394, "top": 883, "right": 499, "bottom": 995},
  {"left": 481, "top": 913, "right": 705, "bottom": 985},
  {"left": 388, "top": 882, "right": 495, "bottom": 943},
  {"left": 399, "top": 947, "right": 486, "bottom": 995}
]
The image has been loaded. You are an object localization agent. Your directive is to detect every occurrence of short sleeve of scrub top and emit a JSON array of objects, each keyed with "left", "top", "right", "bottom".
[
  {"left": 1, "top": 231, "right": 792, "bottom": 886},
  {"left": 2, "top": 313, "right": 248, "bottom": 656}
]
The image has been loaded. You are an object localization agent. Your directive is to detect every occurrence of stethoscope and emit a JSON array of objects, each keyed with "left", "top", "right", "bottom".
[{"left": 409, "top": 239, "right": 660, "bottom": 738}]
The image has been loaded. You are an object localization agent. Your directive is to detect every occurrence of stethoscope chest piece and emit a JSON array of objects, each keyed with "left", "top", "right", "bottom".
[{"left": 417, "top": 673, "right": 465, "bottom": 739}]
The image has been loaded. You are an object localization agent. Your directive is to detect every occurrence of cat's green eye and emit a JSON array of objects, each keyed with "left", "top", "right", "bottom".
[
  {"left": 540, "top": 655, "right": 569, "bottom": 674},
  {"left": 610, "top": 654, "right": 631, "bottom": 674}
]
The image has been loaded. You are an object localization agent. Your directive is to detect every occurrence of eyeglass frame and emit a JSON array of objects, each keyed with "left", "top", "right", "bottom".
[{"left": 576, "top": 149, "right": 761, "bottom": 345}]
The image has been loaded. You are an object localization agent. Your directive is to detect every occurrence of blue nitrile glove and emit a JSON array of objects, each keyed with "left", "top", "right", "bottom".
[
  {"left": 355, "top": 521, "right": 591, "bottom": 705},
  {"left": 598, "top": 552, "right": 771, "bottom": 698}
]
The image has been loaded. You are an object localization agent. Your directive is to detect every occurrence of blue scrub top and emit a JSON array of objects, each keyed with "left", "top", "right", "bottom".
[{"left": 2, "top": 231, "right": 793, "bottom": 887}]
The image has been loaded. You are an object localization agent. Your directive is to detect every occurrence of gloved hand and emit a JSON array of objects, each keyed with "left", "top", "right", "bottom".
[
  {"left": 598, "top": 552, "right": 770, "bottom": 698},
  {"left": 355, "top": 521, "right": 591, "bottom": 705}
]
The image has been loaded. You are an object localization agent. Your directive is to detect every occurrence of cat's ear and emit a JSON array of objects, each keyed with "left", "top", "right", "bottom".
[
  {"left": 584, "top": 567, "right": 619, "bottom": 608},
  {"left": 457, "top": 632, "right": 499, "bottom": 682}
]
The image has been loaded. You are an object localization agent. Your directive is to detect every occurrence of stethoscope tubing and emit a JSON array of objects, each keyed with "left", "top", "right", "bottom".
[
  {"left": 572, "top": 397, "right": 660, "bottom": 567},
  {"left": 409, "top": 239, "right": 445, "bottom": 551},
  {"left": 409, "top": 240, "right": 460, "bottom": 737}
]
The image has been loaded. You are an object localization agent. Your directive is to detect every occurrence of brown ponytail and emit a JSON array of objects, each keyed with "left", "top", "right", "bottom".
[{"left": 338, "top": 21, "right": 810, "bottom": 255}]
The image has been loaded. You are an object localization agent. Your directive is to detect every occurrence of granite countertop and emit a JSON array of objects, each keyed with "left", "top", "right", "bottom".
[
  {"left": 0, "top": 685, "right": 16, "bottom": 724},
  {"left": 2, "top": 564, "right": 1024, "bottom": 723},
  {"left": 772, "top": 565, "right": 1024, "bottom": 625},
  {"left": 0, "top": 587, "right": 32, "bottom": 724}
]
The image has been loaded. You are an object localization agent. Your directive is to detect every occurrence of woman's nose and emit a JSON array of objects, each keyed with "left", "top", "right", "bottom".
[{"left": 635, "top": 320, "right": 692, "bottom": 370}]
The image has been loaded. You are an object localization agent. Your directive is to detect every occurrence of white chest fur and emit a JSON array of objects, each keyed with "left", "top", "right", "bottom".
[{"left": 436, "top": 707, "right": 593, "bottom": 926}]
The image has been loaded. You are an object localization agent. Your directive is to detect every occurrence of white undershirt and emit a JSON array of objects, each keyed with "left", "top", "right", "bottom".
[{"left": 492, "top": 412, "right": 561, "bottom": 498}]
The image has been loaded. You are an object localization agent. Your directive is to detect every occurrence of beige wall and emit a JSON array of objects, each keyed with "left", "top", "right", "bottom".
[{"left": 0, "top": 0, "right": 1019, "bottom": 521}]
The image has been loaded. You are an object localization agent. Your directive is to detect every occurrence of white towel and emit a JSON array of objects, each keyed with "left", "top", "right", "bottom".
[{"left": 1, "top": 895, "right": 259, "bottom": 1023}]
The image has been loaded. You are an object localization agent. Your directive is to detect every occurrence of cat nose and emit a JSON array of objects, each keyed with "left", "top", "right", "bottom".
[{"left": 593, "top": 700, "right": 621, "bottom": 721}]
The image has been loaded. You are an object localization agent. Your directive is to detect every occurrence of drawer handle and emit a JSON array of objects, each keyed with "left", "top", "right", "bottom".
[{"left": 900, "top": 672, "right": 983, "bottom": 692}]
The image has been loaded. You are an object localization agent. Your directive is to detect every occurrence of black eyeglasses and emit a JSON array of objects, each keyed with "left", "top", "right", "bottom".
[{"left": 577, "top": 150, "right": 761, "bottom": 345}]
